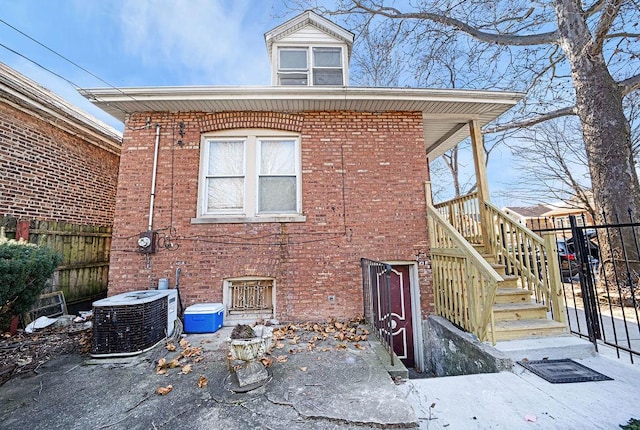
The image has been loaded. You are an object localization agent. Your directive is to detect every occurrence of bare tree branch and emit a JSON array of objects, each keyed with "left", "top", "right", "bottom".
[
  {"left": 589, "top": 0, "right": 624, "bottom": 55},
  {"left": 620, "top": 73, "right": 640, "bottom": 95},
  {"left": 585, "top": 0, "right": 608, "bottom": 16},
  {"left": 483, "top": 106, "right": 577, "bottom": 134},
  {"left": 350, "top": 0, "right": 559, "bottom": 46}
]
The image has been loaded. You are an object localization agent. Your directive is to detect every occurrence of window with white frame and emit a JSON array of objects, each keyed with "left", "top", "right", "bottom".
[
  {"left": 278, "top": 46, "right": 343, "bottom": 86},
  {"left": 197, "top": 130, "right": 303, "bottom": 222}
]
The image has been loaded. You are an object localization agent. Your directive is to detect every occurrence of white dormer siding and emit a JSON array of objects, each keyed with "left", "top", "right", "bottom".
[{"left": 265, "top": 11, "right": 354, "bottom": 87}]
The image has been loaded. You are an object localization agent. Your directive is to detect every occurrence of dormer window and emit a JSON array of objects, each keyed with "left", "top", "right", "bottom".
[
  {"left": 277, "top": 47, "right": 344, "bottom": 86},
  {"left": 279, "top": 48, "right": 308, "bottom": 85}
]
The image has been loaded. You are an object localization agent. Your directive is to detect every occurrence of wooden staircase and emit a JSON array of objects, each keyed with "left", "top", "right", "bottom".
[{"left": 476, "top": 244, "right": 567, "bottom": 341}]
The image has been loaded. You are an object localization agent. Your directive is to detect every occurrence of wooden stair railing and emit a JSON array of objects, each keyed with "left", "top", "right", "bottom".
[
  {"left": 428, "top": 185, "right": 568, "bottom": 342},
  {"left": 483, "top": 201, "right": 567, "bottom": 325},
  {"left": 427, "top": 202, "right": 503, "bottom": 343}
]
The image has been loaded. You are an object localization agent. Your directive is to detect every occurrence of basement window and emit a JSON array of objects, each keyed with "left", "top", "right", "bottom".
[{"left": 223, "top": 277, "right": 276, "bottom": 323}]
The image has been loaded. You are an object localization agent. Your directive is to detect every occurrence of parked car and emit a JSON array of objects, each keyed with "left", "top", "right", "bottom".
[{"left": 555, "top": 239, "right": 581, "bottom": 281}]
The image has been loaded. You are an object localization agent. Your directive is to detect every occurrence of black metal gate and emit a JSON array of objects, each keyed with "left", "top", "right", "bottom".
[
  {"left": 361, "top": 258, "right": 394, "bottom": 365},
  {"left": 533, "top": 214, "right": 640, "bottom": 363}
]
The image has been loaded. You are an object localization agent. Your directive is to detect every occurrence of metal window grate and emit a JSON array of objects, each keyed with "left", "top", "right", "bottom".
[{"left": 229, "top": 280, "right": 273, "bottom": 312}]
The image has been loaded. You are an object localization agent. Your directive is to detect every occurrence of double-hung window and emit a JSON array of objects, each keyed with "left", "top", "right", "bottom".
[
  {"left": 277, "top": 46, "right": 343, "bottom": 86},
  {"left": 196, "top": 130, "right": 304, "bottom": 223}
]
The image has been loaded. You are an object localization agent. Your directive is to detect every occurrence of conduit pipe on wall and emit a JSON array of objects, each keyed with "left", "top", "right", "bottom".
[{"left": 148, "top": 124, "right": 161, "bottom": 232}]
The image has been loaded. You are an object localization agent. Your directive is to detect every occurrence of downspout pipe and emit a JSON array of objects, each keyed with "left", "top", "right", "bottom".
[{"left": 148, "top": 124, "right": 161, "bottom": 232}]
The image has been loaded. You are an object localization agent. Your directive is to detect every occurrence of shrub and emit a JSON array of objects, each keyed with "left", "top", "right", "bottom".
[{"left": 0, "top": 233, "right": 62, "bottom": 331}]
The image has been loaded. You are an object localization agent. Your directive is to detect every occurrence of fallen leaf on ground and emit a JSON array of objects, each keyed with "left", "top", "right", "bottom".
[
  {"left": 260, "top": 356, "right": 274, "bottom": 368},
  {"left": 179, "top": 338, "right": 190, "bottom": 348},
  {"left": 156, "top": 358, "right": 167, "bottom": 374},
  {"left": 197, "top": 375, "right": 208, "bottom": 388},
  {"left": 156, "top": 385, "right": 173, "bottom": 395},
  {"left": 181, "top": 364, "right": 192, "bottom": 374},
  {"left": 336, "top": 343, "right": 347, "bottom": 350},
  {"left": 276, "top": 355, "right": 288, "bottom": 363},
  {"left": 275, "top": 342, "right": 285, "bottom": 349},
  {"left": 354, "top": 343, "right": 365, "bottom": 350},
  {"left": 299, "top": 366, "right": 308, "bottom": 372},
  {"left": 167, "top": 358, "right": 180, "bottom": 368},
  {"left": 165, "top": 342, "right": 176, "bottom": 351}
]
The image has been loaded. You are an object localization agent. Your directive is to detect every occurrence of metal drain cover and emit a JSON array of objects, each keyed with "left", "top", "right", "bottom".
[{"left": 517, "top": 359, "right": 613, "bottom": 384}]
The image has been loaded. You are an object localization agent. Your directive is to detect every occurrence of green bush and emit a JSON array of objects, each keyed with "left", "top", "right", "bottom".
[{"left": 0, "top": 234, "right": 62, "bottom": 331}]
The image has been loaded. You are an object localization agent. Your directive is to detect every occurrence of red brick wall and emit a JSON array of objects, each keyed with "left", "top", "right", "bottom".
[
  {"left": 109, "top": 111, "right": 432, "bottom": 321},
  {"left": 0, "top": 103, "right": 120, "bottom": 225}
]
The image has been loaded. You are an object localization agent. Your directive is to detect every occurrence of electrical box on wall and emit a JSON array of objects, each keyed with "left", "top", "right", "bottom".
[{"left": 138, "top": 231, "right": 157, "bottom": 254}]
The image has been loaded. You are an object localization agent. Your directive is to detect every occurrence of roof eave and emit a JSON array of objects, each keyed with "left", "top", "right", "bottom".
[{"left": 79, "top": 86, "right": 522, "bottom": 155}]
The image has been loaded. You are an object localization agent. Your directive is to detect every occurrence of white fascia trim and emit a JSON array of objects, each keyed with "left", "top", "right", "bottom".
[{"left": 81, "top": 86, "right": 523, "bottom": 106}]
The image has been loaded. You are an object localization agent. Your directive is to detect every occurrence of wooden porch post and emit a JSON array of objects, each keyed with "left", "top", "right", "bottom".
[
  {"left": 469, "top": 120, "right": 491, "bottom": 249},
  {"left": 543, "top": 232, "right": 568, "bottom": 325}
]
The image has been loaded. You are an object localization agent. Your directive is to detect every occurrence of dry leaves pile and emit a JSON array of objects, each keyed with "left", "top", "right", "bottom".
[
  {"left": 0, "top": 324, "right": 93, "bottom": 386},
  {"left": 258, "top": 317, "right": 370, "bottom": 368},
  {"left": 154, "top": 337, "right": 209, "bottom": 395}
]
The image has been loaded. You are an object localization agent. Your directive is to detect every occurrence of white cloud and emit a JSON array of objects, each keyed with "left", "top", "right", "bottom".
[{"left": 117, "top": 0, "right": 273, "bottom": 85}]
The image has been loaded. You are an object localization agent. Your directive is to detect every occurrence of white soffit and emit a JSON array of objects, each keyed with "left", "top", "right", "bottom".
[{"left": 79, "top": 86, "right": 522, "bottom": 159}]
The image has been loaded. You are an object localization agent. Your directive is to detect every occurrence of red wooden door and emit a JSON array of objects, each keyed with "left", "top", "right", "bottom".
[{"left": 389, "top": 265, "right": 414, "bottom": 367}]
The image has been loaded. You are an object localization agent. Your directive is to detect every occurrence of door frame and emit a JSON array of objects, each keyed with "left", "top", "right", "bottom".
[{"left": 385, "top": 260, "right": 424, "bottom": 372}]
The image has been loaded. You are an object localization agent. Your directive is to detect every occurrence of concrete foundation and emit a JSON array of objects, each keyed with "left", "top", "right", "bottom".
[{"left": 422, "top": 315, "right": 512, "bottom": 376}]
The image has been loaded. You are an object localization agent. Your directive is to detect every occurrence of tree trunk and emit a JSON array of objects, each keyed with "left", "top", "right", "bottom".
[{"left": 555, "top": 0, "right": 640, "bottom": 288}]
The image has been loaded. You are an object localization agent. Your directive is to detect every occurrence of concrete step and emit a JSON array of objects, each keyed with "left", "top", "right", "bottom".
[
  {"left": 370, "top": 337, "right": 408, "bottom": 379},
  {"left": 492, "top": 302, "right": 548, "bottom": 322},
  {"left": 492, "top": 335, "right": 596, "bottom": 362},
  {"left": 492, "top": 319, "right": 568, "bottom": 342},
  {"left": 495, "top": 287, "right": 532, "bottom": 304}
]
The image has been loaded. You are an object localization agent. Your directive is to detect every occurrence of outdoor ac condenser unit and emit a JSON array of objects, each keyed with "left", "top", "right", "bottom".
[{"left": 91, "top": 289, "right": 178, "bottom": 357}]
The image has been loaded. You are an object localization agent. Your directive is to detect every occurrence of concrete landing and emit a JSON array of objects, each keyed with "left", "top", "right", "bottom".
[
  {"left": 400, "top": 352, "right": 640, "bottom": 429},
  {"left": 370, "top": 337, "right": 409, "bottom": 379},
  {"left": 493, "top": 335, "right": 596, "bottom": 362}
]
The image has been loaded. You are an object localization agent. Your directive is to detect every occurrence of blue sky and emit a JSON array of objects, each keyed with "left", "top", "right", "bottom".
[
  {"left": 0, "top": 0, "right": 526, "bottom": 206},
  {"left": 0, "top": 0, "right": 292, "bottom": 130}
]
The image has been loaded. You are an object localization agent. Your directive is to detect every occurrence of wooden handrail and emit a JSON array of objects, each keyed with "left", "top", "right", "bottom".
[
  {"left": 433, "top": 192, "right": 483, "bottom": 244},
  {"left": 428, "top": 184, "right": 566, "bottom": 335},
  {"left": 427, "top": 201, "right": 502, "bottom": 343},
  {"left": 483, "top": 201, "right": 564, "bottom": 319}
]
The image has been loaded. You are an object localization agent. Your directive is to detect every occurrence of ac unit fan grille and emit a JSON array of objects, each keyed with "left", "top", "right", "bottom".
[{"left": 92, "top": 297, "right": 168, "bottom": 355}]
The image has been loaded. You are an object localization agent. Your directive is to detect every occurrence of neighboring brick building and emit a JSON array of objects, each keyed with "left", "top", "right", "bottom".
[
  {"left": 83, "top": 11, "right": 520, "bottom": 370},
  {"left": 0, "top": 63, "right": 121, "bottom": 225},
  {"left": 0, "top": 62, "right": 122, "bottom": 305}
]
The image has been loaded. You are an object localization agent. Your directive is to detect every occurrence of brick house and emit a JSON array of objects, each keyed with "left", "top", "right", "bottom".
[
  {"left": 83, "top": 12, "right": 520, "bottom": 369},
  {"left": 0, "top": 62, "right": 121, "bottom": 304}
]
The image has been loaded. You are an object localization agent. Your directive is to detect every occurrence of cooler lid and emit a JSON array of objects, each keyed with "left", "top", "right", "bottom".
[{"left": 184, "top": 303, "right": 224, "bottom": 314}]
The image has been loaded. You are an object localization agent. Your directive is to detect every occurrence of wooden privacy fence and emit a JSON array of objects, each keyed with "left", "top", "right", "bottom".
[{"left": 1, "top": 217, "right": 111, "bottom": 305}]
